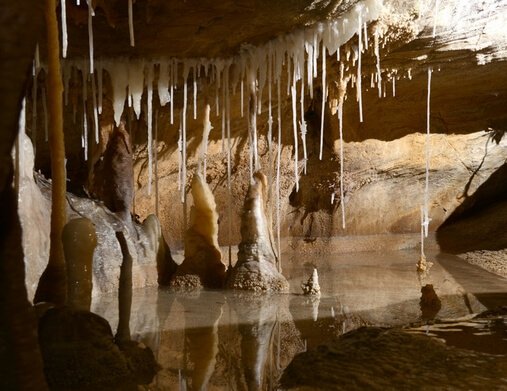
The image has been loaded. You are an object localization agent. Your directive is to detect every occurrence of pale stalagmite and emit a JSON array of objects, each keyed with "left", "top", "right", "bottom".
[
  {"left": 63, "top": 218, "right": 97, "bottom": 311},
  {"left": 227, "top": 171, "right": 289, "bottom": 292},
  {"left": 170, "top": 173, "right": 226, "bottom": 290}
]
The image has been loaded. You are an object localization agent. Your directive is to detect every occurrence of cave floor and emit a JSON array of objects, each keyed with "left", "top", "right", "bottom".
[{"left": 92, "top": 249, "right": 507, "bottom": 390}]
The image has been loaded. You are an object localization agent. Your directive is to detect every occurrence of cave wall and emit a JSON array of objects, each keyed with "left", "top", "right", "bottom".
[{"left": 26, "top": 0, "right": 507, "bottom": 252}]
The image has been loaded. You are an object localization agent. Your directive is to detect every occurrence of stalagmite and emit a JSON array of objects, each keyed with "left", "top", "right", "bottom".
[
  {"left": 147, "top": 65, "right": 153, "bottom": 196},
  {"left": 357, "top": 10, "right": 364, "bottom": 123},
  {"left": 392, "top": 76, "right": 396, "bottom": 97},
  {"left": 320, "top": 43, "right": 327, "bottom": 159},
  {"left": 226, "top": 171, "right": 289, "bottom": 292},
  {"left": 291, "top": 85, "right": 299, "bottom": 191},
  {"left": 87, "top": 0, "right": 94, "bottom": 73},
  {"left": 170, "top": 173, "right": 226, "bottom": 290},
  {"left": 34, "top": 0, "right": 68, "bottom": 305},
  {"left": 128, "top": 0, "right": 135, "bottom": 47},
  {"left": 423, "top": 67, "right": 432, "bottom": 238},
  {"left": 250, "top": 79, "right": 259, "bottom": 171},
  {"left": 63, "top": 218, "right": 97, "bottom": 311},
  {"left": 61, "top": 0, "right": 68, "bottom": 58},
  {"left": 301, "top": 268, "right": 321, "bottom": 296}
]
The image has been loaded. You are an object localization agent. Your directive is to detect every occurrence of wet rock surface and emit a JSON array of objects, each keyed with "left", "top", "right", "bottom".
[{"left": 280, "top": 326, "right": 507, "bottom": 390}]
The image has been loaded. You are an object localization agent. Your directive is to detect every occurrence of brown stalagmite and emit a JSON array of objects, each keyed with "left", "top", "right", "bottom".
[{"left": 34, "top": 0, "right": 67, "bottom": 305}]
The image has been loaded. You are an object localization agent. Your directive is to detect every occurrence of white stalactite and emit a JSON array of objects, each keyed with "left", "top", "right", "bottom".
[
  {"left": 91, "top": 72, "right": 99, "bottom": 143},
  {"left": 182, "top": 70, "right": 188, "bottom": 203},
  {"left": 61, "top": 0, "right": 68, "bottom": 58},
  {"left": 374, "top": 29, "right": 382, "bottom": 98},
  {"left": 87, "top": 0, "right": 94, "bottom": 74},
  {"left": 276, "top": 80, "right": 282, "bottom": 270},
  {"left": 320, "top": 43, "right": 327, "bottom": 160},
  {"left": 357, "top": 9, "right": 364, "bottom": 123},
  {"left": 201, "top": 104, "right": 212, "bottom": 177},
  {"left": 423, "top": 67, "right": 432, "bottom": 237},
  {"left": 291, "top": 85, "right": 299, "bottom": 192},
  {"left": 147, "top": 65, "right": 154, "bottom": 196},
  {"left": 193, "top": 65, "right": 197, "bottom": 120},
  {"left": 128, "top": 0, "right": 135, "bottom": 47}
]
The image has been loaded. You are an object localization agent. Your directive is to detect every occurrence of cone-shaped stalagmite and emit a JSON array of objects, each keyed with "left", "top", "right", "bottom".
[
  {"left": 170, "top": 173, "right": 226, "bottom": 289},
  {"left": 227, "top": 171, "right": 288, "bottom": 292},
  {"left": 34, "top": 0, "right": 67, "bottom": 306},
  {"left": 64, "top": 218, "right": 97, "bottom": 311}
]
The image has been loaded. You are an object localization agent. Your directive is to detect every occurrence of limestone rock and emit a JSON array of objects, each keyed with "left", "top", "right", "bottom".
[{"left": 227, "top": 171, "right": 289, "bottom": 292}]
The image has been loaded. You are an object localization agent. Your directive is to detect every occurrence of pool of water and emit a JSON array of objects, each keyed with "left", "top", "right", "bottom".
[{"left": 92, "top": 249, "right": 507, "bottom": 390}]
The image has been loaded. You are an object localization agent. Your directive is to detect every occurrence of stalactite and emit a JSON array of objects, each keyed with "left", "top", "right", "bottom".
[
  {"left": 319, "top": 43, "right": 327, "bottom": 160},
  {"left": 423, "top": 67, "right": 433, "bottom": 238},
  {"left": 32, "top": 58, "right": 39, "bottom": 156},
  {"left": 226, "top": 70, "right": 233, "bottom": 268},
  {"left": 154, "top": 110, "right": 159, "bottom": 217},
  {"left": 357, "top": 9, "right": 364, "bottom": 123},
  {"left": 87, "top": 0, "right": 94, "bottom": 73},
  {"left": 338, "top": 64, "right": 346, "bottom": 230},
  {"left": 201, "top": 104, "right": 212, "bottom": 177},
  {"left": 61, "top": 0, "right": 68, "bottom": 58},
  {"left": 90, "top": 72, "right": 99, "bottom": 143},
  {"left": 170, "top": 60, "right": 175, "bottom": 124},
  {"left": 128, "top": 0, "right": 135, "bottom": 47},
  {"left": 34, "top": 0, "right": 67, "bottom": 306},
  {"left": 193, "top": 65, "right": 198, "bottom": 120},
  {"left": 276, "top": 80, "right": 282, "bottom": 272},
  {"left": 97, "top": 62, "right": 103, "bottom": 114},
  {"left": 291, "top": 85, "right": 299, "bottom": 192},
  {"left": 182, "top": 69, "right": 188, "bottom": 204},
  {"left": 147, "top": 65, "right": 154, "bottom": 196},
  {"left": 374, "top": 29, "right": 382, "bottom": 98},
  {"left": 300, "top": 60, "right": 307, "bottom": 174}
]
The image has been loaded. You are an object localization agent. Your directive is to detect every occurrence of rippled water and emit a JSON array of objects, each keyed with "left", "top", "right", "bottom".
[{"left": 92, "top": 249, "right": 507, "bottom": 390}]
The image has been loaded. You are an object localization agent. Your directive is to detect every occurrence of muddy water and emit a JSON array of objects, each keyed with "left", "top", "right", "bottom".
[{"left": 92, "top": 249, "right": 507, "bottom": 390}]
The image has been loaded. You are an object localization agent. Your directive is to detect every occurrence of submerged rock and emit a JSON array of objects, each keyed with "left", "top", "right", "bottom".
[
  {"left": 170, "top": 173, "right": 226, "bottom": 290},
  {"left": 227, "top": 171, "right": 289, "bottom": 292}
]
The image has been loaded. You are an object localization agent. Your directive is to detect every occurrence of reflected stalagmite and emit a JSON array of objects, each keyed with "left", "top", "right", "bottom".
[
  {"left": 171, "top": 173, "right": 226, "bottom": 290},
  {"left": 233, "top": 295, "right": 281, "bottom": 391},
  {"left": 63, "top": 218, "right": 97, "bottom": 311},
  {"left": 420, "top": 284, "right": 442, "bottom": 322},
  {"left": 227, "top": 171, "right": 289, "bottom": 292},
  {"left": 179, "top": 294, "right": 223, "bottom": 391},
  {"left": 115, "top": 231, "right": 133, "bottom": 343}
]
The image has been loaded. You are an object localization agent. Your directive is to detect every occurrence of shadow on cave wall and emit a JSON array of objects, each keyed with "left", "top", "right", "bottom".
[{"left": 437, "top": 159, "right": 507, "bottom": 254}]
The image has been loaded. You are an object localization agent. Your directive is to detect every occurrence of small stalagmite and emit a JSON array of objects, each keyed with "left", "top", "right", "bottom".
[
  {"left": 170, "top": 173, "right": 226, "bottom": 290},
  {"left": 227, "top": 171, "right": 289, "bottom": 292},
  {"left": 63, "top": 218, "right": 97, "bottom": 311},
  {"left": 301, "top": 268, "right": 321, "bottom": 296},
  {"left": 91, "top": 120, "right": 133, "bottom": 222}
]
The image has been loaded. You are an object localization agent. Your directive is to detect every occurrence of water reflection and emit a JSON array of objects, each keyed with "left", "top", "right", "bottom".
[{"left": 89, "top": 250, "right": 507, "bottom": 390}]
